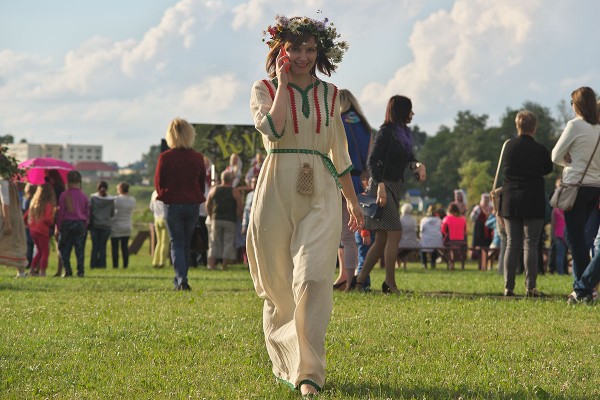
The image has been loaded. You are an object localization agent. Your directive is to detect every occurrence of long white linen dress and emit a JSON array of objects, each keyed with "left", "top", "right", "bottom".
[{"left": 247, "top": 78, "right": 352, "bottom": 390}]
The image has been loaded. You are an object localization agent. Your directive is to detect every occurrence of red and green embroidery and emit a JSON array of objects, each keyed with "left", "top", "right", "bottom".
[
  {"left": 265, "top": 113, "right": 283, "bottom": 139},
  {"left": 330, "top": 85, "right": 338, "bottom": 119},
  {"left": 287, "top": 85, "right": 300, "bottom": 134},
  {"left": 262, "top": 79, "right": 336, "bottom": 135},
  {"left": 313, "top": 83, "right": 321, "bottom": 133},
  {"left": 261, "top": 79, "right": 275, "bottom": 100}
]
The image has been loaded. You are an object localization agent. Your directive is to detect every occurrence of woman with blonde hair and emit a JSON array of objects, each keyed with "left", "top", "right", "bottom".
[
  {"left": 155, "top": 118, "right": 206, "bottom": 291},
  {"left": 26, "top": 184, "right": 56, "bottom": 276},
  {"left": 333, "top": 89, "right": 373, "bottom": 290},
  {"left": 552, "top": 87, "right": 600, "bottom": 303},
  {"left": 499, "top": 110, "right": 552, "bottom": 296},
  {"left": 225, "top": 153, "right": 243, "bottom": 188}
]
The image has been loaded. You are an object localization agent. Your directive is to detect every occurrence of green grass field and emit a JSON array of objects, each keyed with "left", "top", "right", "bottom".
[{"left": 1, "top": 239, "right": 598, "bottom": 399}]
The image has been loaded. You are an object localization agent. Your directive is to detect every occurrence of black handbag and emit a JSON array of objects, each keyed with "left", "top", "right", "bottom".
[
  {"left": 357, "top": 193, "right": 381, "bottom": 220},
  {"left": 359, "top": 131, "right": 393, "bottom": 221}
]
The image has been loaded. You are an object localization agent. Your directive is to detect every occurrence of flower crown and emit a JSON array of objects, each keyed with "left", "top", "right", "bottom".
[
  {"left": 263, "top": 15, "right": 349, "bottom": 64},
  {"left": 0, "top": 145, "right": 24, "bottom": 180}
]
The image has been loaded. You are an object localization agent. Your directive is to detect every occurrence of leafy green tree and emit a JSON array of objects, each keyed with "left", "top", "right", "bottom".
[
  {"left": 411, "top": 125, "right": 427, "bottom": 154},
  {"left": 417, "top": 111, "right": 494, "bottom": 204},
  {"left": 141, "top": 143, "right": 162, "bottom": 185},
  {"left": 458, "top": 160, "right": 493, "bottom": 206},
  {"left": 0, "top": 134, "right": 14, "bottom": 144}
]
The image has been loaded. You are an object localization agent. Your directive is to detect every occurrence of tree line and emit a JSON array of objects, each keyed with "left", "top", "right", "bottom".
[
  {"left": 411, "top": 101, "right": 568, "bottom": 206},
  {"left": 138, "top": 100, "right": 573, "bottom": 203}
]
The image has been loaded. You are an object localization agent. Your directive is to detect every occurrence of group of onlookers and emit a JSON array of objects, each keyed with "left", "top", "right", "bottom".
[
  {"left": 0, "top": 158, "right": 136, "bottom": 278},
  {"left": 3, "top": 86, "right": 600, "bottom": 308}
]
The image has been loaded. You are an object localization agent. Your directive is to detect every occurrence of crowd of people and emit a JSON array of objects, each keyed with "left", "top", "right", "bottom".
[
  {"left": 2, "top": 12, "right": 600, "bottom": 396},
  {"left": 0, "top": 157, "right": 137, "bottom": 278}
]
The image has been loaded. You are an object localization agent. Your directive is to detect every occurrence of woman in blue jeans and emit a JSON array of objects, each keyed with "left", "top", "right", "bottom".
[
  {"left": 551, "top": 87, "right": 600, "bottom": 298},
  {"left": 154, "top": 118, "right": 206, "bottom": 291}
]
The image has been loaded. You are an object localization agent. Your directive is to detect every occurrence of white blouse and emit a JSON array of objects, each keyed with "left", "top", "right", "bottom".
[{"left": 551, "top": 117, "right": 600, "bottom": 185}]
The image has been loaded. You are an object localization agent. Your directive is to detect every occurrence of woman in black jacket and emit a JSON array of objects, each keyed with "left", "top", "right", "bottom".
[
  {"left": 498, "top": 110, "right": 553, "bottom": 297},
  {"left": 353, "top": 95, "right": 426, "bottom": 293}
]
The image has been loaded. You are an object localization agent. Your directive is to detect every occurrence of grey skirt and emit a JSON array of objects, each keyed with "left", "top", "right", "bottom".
[{"left": 364, "top": 179, "right": 403, "bottom": 231}]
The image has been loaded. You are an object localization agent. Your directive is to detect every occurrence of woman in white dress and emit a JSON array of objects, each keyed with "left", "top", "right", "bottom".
[{"left": 247, "top": 15, "right": 363, "bottom": 395}]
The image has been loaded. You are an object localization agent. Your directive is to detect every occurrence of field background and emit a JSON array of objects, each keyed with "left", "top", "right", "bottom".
[{"left": 1, "top": 187, "right": 598, "bottom": 399}]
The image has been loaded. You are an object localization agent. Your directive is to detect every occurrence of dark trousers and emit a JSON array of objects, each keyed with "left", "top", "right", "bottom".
[
  {"left": 90, "top": 227, "right": 111, "bottom": 268},
  {"left": 26, "top": 228, "right": 34, "bottom": 267},
  {"left": 564, "top": 187, "right": 600, "bottom": 281},
  {"left": 59, "top": 220, "right": 86, "bottom": 276},
  {"left": 111, "top": 237, "right": 130, "bottom": 268}
]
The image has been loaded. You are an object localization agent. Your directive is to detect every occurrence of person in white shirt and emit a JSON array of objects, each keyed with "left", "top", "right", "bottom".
[
  {"left": 551, "top": 86, "right": 600, "bottom": 292},
  {"left": 419, "top": 205, "right": 444, "bottom": 269}
]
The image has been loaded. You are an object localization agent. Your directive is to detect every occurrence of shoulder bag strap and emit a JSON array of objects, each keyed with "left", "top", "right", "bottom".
[
  {"left": 492, "top": 139, "right": 510, "bottom": 192},
  {"left": 575, "top": 132, "right": 600, "bottom": 186}
]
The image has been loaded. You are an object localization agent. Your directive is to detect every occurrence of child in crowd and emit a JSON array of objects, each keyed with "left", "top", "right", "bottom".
[
  {"left": 441, "top": 202, "right": 467, "bottom": 270},
  {"left": 111, "top": 182, "right": 136, "bottom": 269},
  {"left": 56, "top": 170, "right": 89, "bottom": 277},
  {"left": 26, "top": 184, "right": 56, "bottom": 276},
  {"left": 22, "top": 183, "right": 37, "bottom": 267}
]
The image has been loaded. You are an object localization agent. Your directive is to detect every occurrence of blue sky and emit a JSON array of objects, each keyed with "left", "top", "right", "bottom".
[{"left": 1, "top": 0, "right": 599, "bottom": 166}]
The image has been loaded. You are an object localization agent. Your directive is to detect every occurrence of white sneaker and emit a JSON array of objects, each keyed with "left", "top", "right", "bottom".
[{"left": 15, "top": 272, "right": 27, "bottom": 278}]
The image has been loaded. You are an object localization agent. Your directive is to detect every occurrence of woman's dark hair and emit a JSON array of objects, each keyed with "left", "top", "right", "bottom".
[
  {"left": 383, "top": 95, "right": 412, "bottom": 126},
  {"left": 572, "top": 86, "right": 599, "bottom": 125},
  {"left": 46, "top": 169, "right": 65, "bottom": 189},
  {"left": 118, "top": 182, "right": 130, "bottom": 194},
  {"left": 66, "top": 170, "right": 82, "bottom": 185},
  {"left": 448, "top": 202, "right": 461, "bottom": 217},
  {"left": 97, "top": 181, "right": 108, "bottom": 191},
  {"left": 266, "top": 29, "right": 336, "bottom": 79}
]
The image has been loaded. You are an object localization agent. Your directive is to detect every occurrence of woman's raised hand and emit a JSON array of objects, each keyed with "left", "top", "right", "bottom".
[{"left": 276, "top": 47, "right": 290, "bottom": 85}]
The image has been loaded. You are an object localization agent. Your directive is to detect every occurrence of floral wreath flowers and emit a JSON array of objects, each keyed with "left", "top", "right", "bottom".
[{"left": 262, "top": 15, "right": 349, "bottom": 64}]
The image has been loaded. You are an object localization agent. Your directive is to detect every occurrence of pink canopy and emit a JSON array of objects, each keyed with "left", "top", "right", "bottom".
[{"left": 18, "top": 157, "right": 74, "bottom": 185}]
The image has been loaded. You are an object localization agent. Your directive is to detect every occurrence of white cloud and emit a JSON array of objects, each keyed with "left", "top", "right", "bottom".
[
  {"left": 360, "top": 0, "right": 543, "bottom": 131},
  {"left": 122, "top": 0, "right": 227, "bottom": 75},
  {"left": 231, "top": 0, "right": 269, "bottom": 30}
]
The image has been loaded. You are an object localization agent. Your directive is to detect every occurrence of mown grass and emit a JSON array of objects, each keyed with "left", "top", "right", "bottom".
[{"left": 0, "top": 240, "right": 598, "bottom": 399}]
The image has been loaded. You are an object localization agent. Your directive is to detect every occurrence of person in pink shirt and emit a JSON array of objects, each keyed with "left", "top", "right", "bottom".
[
  {"left": 441, "top": 202, "right": 467, "bottom": 270},
  {"left": 25, "top": 184, "right": 56, "bottom": 276},
  {"left": 551, "top": 206, "right": 567, "bottom": 275},
  {"left": 56, "top": 170, "right": 89, "bottom": 277}
]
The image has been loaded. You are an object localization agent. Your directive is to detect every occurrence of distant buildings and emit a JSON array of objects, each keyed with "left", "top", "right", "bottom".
[
  {"left": 6, "top": 142, "right": 102, "bottom": 164},
  {"left": 74, "top": 161, "right": 119, "bottom": 183},
  {"left": 5, "top": 142, "right": 117, "bottom": 183}
]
